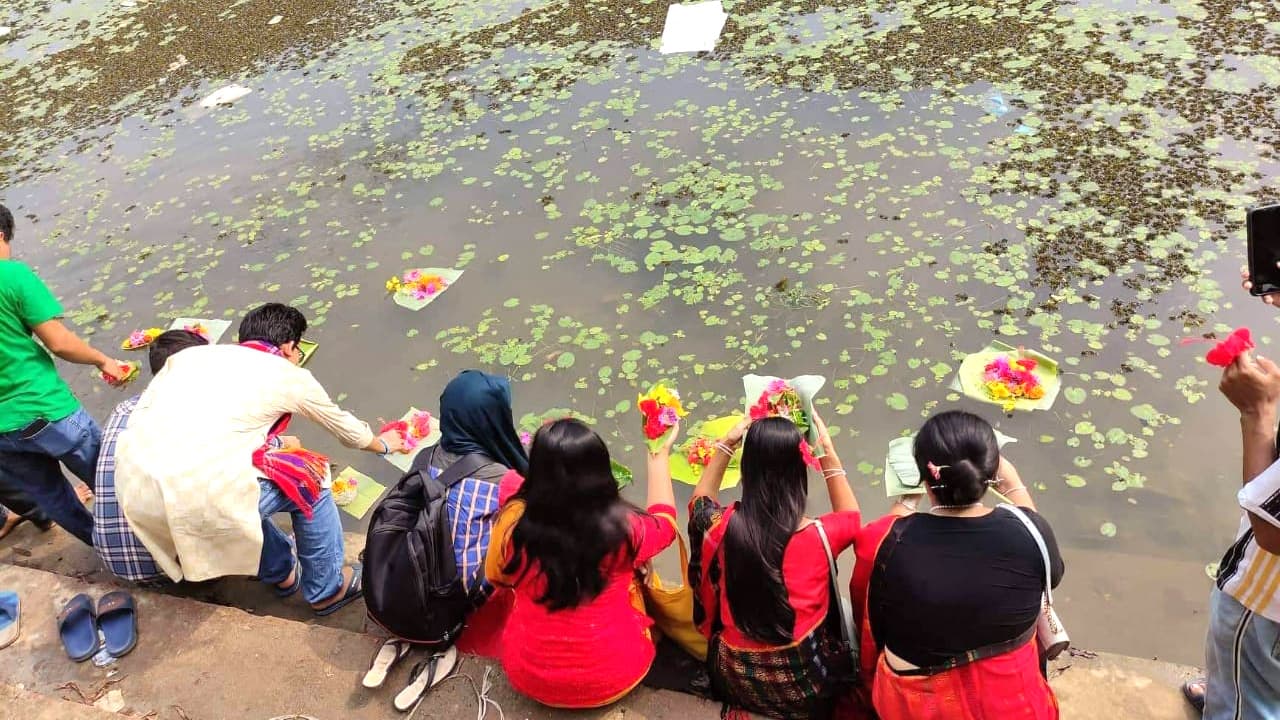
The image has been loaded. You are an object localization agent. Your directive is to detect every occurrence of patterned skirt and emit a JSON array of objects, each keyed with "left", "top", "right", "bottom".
[{"left": 709, "top": 621, "right": 854, "bottom": 719}]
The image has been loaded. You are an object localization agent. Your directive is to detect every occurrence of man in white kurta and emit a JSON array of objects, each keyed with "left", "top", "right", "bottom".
[{"left": 113, "top": 306, "right": 399, "bottom": 598}]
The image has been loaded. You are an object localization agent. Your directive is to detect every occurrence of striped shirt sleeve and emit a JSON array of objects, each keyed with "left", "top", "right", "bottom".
[{"left": 1240, "top": 457, "right": 1280, "bottom": 530}]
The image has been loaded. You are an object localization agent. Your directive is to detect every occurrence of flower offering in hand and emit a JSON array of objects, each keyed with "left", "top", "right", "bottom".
[
  {"left": 982, "top": 353, "right": 1045, "bottom": 411},
  {"left": 102, "top": 361, "right": 140, "bottom": 387},
  {"left": 387, "top": 269, "right": 449, "bottom": 301},
  {"left": 182, "top": 323, "right": 210, "bottom": 341},
  {"left": 379, "top": 410, "right": 435, "bottom": 451},
  {"left": 1205, "top": 327, "right": 1254, "bottom": 368},
  {"left": 748, "top": 379, "right": 809, "bottom": 433},
  {"left": 121, "top": 328, "right": 163, "bottom": 350},
  {"left": 638, "top": 383, "right": 686, "bottom": 451}
]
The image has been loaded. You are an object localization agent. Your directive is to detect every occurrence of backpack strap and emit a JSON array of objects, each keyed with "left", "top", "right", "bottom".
[{"left": 414, "top": 445, "right": 494, "bottom": 490}]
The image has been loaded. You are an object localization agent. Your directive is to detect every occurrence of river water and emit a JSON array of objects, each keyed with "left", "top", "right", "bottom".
[{"left": 4, "top": 0, "right": 1280, "bottom": 666}]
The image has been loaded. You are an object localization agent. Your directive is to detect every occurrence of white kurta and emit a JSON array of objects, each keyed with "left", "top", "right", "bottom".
[{"left": 114, "top": 344, "right": 375, "bottom": 582}]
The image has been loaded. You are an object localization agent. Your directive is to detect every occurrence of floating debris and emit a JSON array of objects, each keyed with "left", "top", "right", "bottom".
[
  {"left": 198, "top": 84, "right": 251, "bottom": 108},
  {"left": 659, "top": 1, "right": 727, "bottom": 54},
  {"left": 268, "top": 15, "right": 283, "bottom": 25}
]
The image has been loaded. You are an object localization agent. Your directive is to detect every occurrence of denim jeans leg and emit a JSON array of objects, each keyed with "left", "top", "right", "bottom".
[
  {"left": 257, "top": 482, "right": 297, "bottom": 586},
  {"left": 290, "top": 490, "right": 345, "bottom": 605},
  {"left": 0, "top": 476, "right": 50, "bottom": 524},
  {"left": 1203, "top": 586, "right": 1280, "bottom": 720},
  {"left": 0, "top": 450, "right": 92, "bottom": 545},
  {"left": 48, "top": 408, "right": 103, "bottom": 489}
]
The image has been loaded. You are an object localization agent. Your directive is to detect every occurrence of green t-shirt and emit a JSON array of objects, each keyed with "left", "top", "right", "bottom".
[{"left": 0, "top": 260, "right": 79, "bottom": 433}]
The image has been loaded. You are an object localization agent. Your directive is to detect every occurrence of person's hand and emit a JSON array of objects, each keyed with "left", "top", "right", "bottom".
[
  {"left": 653, "top": 422, "right": 681, "bottom": 455},
  {"left": 98, "top": 358, "right": 131, "bottom": 386},
  {"left": 1220, "top": 351, "right": 1280, "bottom": 418},
  {"left": 721, "top": 417, "right": 751, "bottom": 449},
  {"left": 378, "top": 430, "right": 409, "bottom": 454},
  {"left": 1241, "top": 265, "right": 1280, "bottom": 307},
  {"left": 278, "top": 435, "right": 302, "bottom": 450},
  {"left": 811, "top": 411, "right": 835, "bottom": 455},
  {"left": 995, "top": 455, "right": 1023, "bottom": 492}
]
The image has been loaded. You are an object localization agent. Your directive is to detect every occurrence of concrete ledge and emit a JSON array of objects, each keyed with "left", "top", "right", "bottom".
[
  {"left": 0, "top": 551, "right": 1204, "bottom": 719},
  {"left": 1050, "top": 650, "right": 1199, "bottom": 720}
]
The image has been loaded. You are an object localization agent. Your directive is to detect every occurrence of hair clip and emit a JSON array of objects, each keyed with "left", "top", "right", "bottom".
[{"left": 926, "top": 461, "right": 949, "bottom": 481}]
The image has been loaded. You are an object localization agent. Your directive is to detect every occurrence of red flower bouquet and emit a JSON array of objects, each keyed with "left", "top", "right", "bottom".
[{"left": 638, "top": 384, "right": 686, "bottom": 451}]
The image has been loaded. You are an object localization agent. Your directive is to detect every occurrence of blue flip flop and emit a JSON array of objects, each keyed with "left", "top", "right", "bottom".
[
  {"left": 57, "top": 594, "right": 98, "bottom": 662},
  {"left": 0, "top": 591, "right": 19, "bottom": 649},
  {"left": 314, "top": 563, "right": 363, "bottom": 617},
  {"left": 97, "top": 591, "right": 138, "bottom": 658}
]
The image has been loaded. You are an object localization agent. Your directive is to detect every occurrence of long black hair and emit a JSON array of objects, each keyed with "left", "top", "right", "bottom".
[
  {"left": 504, "top": 418, "right": 636, "bottom": 611},
  {"left": 913, "top": 410, "right": 999, "bottom": 506},
  {"left": 722, "top": 417, "right": 810, "bottom": 645}
]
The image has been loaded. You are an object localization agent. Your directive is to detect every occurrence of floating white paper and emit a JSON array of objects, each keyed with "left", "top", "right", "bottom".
[
  {"left": 268, "top": 15, "right": 283, "bottom": 25},
  {"left": 0, "top": 27, "right": 12, "bottom": 38},
  {"left": 199, "top": 84, "right": 251, "bottom": 108},
  {"left": 659, "top": 1, "right": 727, "bottom": 55}
]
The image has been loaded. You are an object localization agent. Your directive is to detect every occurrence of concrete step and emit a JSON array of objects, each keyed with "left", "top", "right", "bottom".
[
  {"left": 0, "top": 516, "right": 371, "bottom": 633},
  {"left": 0, "top": 562, "right": 716, "bottom": 719},
  {"left": 1, "top": 523, "right": 1204, "bottom": 719}
]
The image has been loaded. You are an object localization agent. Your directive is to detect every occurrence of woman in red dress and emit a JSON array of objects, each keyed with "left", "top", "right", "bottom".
[
  {"left": 688, "top": 414, "right": 861, "bottom": 719},
  {"left": 484, "top": 417, "right": 679, "bottom": 708}
]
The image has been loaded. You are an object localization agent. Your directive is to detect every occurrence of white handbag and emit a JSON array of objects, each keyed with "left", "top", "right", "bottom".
[{"left": 999, "top": 504, "right": 1070, "bottom": 660}]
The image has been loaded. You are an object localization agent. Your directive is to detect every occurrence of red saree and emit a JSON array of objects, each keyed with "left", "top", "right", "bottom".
[{"left": 848, "top": 514, "right": 1059, "bottom": 720}]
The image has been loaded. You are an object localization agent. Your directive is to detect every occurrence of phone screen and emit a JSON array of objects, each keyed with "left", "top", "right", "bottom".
[{"left": 1248, "top": 203, "right": 1280, "bottom": 295}]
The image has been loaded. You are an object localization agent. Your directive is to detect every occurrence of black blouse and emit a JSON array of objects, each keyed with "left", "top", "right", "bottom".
[{"left": 868, "top": 508, "right": 1065, "bottom": 668}]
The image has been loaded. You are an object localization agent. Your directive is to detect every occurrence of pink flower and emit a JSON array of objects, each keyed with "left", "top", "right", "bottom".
[
  {"left": 798, "top": 440, "right": 821, "bottom": 471},
  {"left": 519, "top": 431, "right": 532, "bottom": 447},
  {"left": 405, "top": 269, "right": 422, "bottom": 281},
  {"left": 766, "top": 379, "right": 789, "bottom": 394},
  {"left": 658, "top": 406, "right": 679, "bottom": 427}
]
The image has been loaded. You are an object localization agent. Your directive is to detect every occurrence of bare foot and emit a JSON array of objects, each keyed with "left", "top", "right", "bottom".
[
  {"left": 311, "top": 566, "right": 354, "bottom": 611},
  {"left": 0, "top": 513, "right": 26, "bottom": 541},
  {"left": 277, "top": 568, "right": 298, "bottom": 591},
  {"left": 74, "top": 483, "right": 94, "bottom": 504}
]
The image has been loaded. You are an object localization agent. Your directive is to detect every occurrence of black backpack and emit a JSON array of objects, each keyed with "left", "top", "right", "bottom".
[{"left": 362, "top": 445, "right": 491, "bottom": 648}]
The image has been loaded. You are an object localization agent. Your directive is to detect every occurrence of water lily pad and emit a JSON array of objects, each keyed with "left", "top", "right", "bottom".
[{"left": 1099, "top": 522, "right": 1117, "bottom": 538}]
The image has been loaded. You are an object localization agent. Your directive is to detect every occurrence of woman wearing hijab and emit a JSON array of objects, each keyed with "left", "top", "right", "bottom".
[
  {"left": 363, "top": 371, "right": 529, "bottom": 705},
  {"left": 429, "top": 370, "right": 530, "bottom": 605}
]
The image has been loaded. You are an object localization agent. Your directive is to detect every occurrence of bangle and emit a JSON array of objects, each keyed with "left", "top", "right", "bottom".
[
  {"left": 377, "top": 438, "right": 389, "bottom": 455},
  {"left": 998, "top": 483, "right": 1028, "bottom": 495},
  {"left": 822, "top": 469, "right": 847, "bottom": 479},
  {"left": 897, "top": 496, "right": 919, "bottom": 511},
  {"left": 713, "top": 442, "right": 735, "bottom": 457}
]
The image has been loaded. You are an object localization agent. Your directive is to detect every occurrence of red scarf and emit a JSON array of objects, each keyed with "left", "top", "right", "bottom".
[{"left": 242, "top": 341, "right": 329, "bottom": 519}]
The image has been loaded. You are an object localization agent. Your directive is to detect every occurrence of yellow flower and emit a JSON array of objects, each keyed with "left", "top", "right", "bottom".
[
  {"left": 648, "top": 384, "right": 687, "bottom": 416},
  {"left": 385, "top": 276, "right": 402, "bottom": 293}
]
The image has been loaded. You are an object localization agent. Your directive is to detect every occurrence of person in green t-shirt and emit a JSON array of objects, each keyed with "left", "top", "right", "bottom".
[{"left": 0, "top": 203, "right": 130, "bottom": 546}]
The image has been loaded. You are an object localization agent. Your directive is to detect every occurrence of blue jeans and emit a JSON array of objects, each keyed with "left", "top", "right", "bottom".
[
  {"left": 0, "top": 407, "right": 99, "bottom": 545},
  {"left": 1204, "top": 586, "right": 1280, "bottom": 720},
  {"left": 255, "top": 481, "right": 345, "bottom": 605}
]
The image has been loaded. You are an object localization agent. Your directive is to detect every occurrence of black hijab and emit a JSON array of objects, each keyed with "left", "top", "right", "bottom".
[{"left": 438, "top": 370, "right": 529, "bottom": 475}]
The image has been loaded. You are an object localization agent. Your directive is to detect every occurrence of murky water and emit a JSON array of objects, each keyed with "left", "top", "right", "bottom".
[{"left": 5, "top": 0, "right": 1280, "bottom": 665}]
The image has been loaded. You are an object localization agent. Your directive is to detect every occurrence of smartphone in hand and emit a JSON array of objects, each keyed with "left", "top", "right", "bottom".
[{"left": 1247, "top": 203, "right": 1280, "bottom": 296}]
